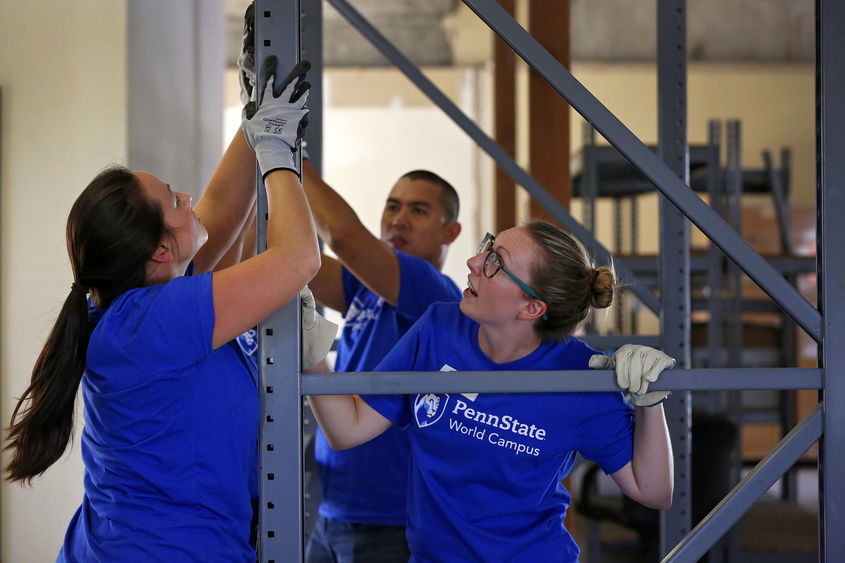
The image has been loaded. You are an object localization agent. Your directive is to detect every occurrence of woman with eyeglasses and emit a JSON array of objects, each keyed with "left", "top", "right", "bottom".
[{"left": 308, "top": 220, "right": 674, "bottom": 562}]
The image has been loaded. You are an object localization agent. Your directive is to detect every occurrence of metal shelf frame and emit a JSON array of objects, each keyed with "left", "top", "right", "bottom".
[{"left": 252, "top": 0, "right": 844, "bottom": 561}]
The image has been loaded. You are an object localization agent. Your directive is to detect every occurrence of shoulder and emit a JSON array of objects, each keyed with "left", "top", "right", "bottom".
[
  {"left": 395, "top": 250, "right": 448, "bottom": 280},
  {"left": 545, "top": 335, "right": 599, "bottom": 369},
  {"left": 425, "top": 301, "right": 465, "bottom": 322},
  {"left": 97, "top": 273, "right": 213, "bottom": 340},
  {"left": 395, "top": 250, "right": 461, "bottom": 293},
  {"left": 414, "top": 302, "right": 473, "bottom": 341},
  {"left": 89, "top": 273, "right": 216, "bottom": 370}
]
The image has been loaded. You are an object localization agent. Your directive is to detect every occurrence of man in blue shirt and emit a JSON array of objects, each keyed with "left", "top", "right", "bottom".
[{"left": 302, "top": 159, "right": 462, "bottom": 562}]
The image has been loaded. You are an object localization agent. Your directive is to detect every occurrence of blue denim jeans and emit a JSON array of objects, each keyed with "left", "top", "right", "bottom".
[{"left": 305, "top": 516, "right": 410, "bottom": 563}]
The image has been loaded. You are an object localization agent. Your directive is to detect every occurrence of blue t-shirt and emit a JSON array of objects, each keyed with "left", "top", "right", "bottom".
[
  {"left": 315, "top": 250, "right": 462, "bottom": 525},
  {"left": 363, "top": 303, "right": 635, "bottom": 563},
  {"left": 58, "top": 272, "right": 260, "bottom": 562}
]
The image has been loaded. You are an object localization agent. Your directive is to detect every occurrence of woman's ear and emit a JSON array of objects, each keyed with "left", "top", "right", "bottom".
[
  {"left": 519, "top": 298, "right": 547, "bottom": 321},
  {"left": 150, "top": 243, "right": 173, "bottom": 264}
]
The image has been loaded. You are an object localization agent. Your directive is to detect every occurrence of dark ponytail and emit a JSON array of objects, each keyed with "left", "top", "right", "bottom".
[{"left": 5, "top": 166, "right": 166, "bottom": 483}]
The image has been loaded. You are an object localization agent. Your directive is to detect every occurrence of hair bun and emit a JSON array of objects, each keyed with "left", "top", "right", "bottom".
[{"left": 589, "top": 267, "right": 614, "bottom": 309}]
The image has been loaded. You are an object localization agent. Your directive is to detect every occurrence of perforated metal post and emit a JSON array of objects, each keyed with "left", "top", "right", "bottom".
[
  {"left": 817, "top": 0, "right": 845, "bottom": 557},
  {"left": 656, "top": 0, "right": 692, "bottom": 554},
  {"left": 724, "top": 120, "right": 743, "bottom": 369},
  {"left": 705, "top": 120, "right": 723, "bottom": 371},
  {"left": 300, "top": 0, "right": 323, "bottom": 541},
  {"left": 254, "top": 2, "right": 304, "bottom": 561}
]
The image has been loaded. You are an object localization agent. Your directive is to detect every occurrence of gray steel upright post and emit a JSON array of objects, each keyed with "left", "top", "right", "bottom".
[
  {"left": 300, "top": 0, "right": 323, "bottom": 542},
  {"left": 705, "top": 120, "right": 723, "bottom": 375},
  {"left": 301, "top": 0, "right": 323, "bottom": 173},
  {"left": 817, "top": 0, "right": 845, "bottom": 558},
  {"left": 657, "top": 0, "right": 692, "bottom": 555},
  {"left": 254, "top": 2, "right": 304, "bottom": 562}
]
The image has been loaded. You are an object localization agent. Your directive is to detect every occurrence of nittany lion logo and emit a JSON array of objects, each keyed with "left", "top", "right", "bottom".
[
  {"left": 414, "top": 393, "right": 449, "bottom": 428},
  {"left": 237, "top": 329, "right": 258, "bottom": 356}
]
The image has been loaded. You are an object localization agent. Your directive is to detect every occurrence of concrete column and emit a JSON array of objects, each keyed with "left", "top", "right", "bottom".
[{"left": 128, "top": 0, "right": 224, "bottom": 199}]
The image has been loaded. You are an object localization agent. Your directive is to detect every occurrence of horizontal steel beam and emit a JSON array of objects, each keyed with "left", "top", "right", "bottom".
[{"left": 301, "top": 368, "right": 822, "bottom": 395}]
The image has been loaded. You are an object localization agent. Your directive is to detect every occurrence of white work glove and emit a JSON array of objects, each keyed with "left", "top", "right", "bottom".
[
  {"left": 242, "top": 56, "right": 311, "bottom": 177},
  {"left": 300, "top": 286, "right": 338, "bottom": 370},
  {"left": 237, "top": 2, "right": 256, "bottom": 108},
  {"left": 589, "top": 344, "right": 676, "bottom": 407}
]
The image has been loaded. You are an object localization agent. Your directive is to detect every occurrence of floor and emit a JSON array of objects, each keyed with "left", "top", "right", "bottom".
[{"left": 570, "top": 467, "right": 819, "bottom": 562}]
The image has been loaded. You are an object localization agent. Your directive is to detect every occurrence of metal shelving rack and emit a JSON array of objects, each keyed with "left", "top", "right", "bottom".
[
  {"left": 571, "top": 116, "right": 817, "bottom": 558},
  {"left": 252, "top": 0, "right": 844, "bottom": 561}
]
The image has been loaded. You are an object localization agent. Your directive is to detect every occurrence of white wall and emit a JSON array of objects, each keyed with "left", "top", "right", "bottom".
[{"left": 0, "top": 2, "right": 128, "bottom": 562}]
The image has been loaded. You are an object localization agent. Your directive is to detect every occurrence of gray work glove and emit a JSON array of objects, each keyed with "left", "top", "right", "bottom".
[
  {"left": 589, "top": 344, "right": 676, "bottom": 407},
  {"left": 242, "top": 56, "right": 311, "bottom": 177},
  {"left": 300, "top": 286, "right": 338, "bottom": 370},
  {"left": 237, "top": 2, "right": 256, "bottom": 107}
]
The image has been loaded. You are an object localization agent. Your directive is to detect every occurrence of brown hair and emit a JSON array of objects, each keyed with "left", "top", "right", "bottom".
[
  {"left": 400, "top": 170, "right": 460, "bottom": 223},
  {"left": 523, "top": 220, "right": 615, "bottom": 340},
  {"left": 5, "top": 166, "right": 167, "bottom": 483}
]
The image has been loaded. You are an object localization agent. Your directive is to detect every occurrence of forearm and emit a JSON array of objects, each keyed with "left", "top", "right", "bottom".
[
  {"left": 630, "top": 404, "right": 674, "bottom": 509},
  {"left": 193, "top": 130, "right": 258, "bottom": 271},
  {"left": 264, "top": 170, "right": 321, "bottom": 280},
  {"left": 302, "top": 159, "right": 368, "bottom": 246},
  {"left": 308, "top": 394, "right": 389, "bottom": 450},
  {"left": 301, "top": 160, "right": 400, "bottom": 304}
]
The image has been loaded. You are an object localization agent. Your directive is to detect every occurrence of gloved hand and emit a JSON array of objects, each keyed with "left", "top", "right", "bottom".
[
  {"left": 242, "top": 56, "right": 311, "bottom": 177},
  {"left": 589, "top": 344, "right": 675, "bottom": 407},
  {"left": 237, "top": 2, "right": 256, "bottom": 107},
  {"left": 300, "top": 286, "right": 338, "bottom": 369}
]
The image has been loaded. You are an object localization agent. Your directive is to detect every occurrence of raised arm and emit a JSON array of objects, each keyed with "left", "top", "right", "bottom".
[
  {"left": 192, "top": 130, "right": 258, "bottom": 274},
  {"left": 308, "top": 252, "right": 347, "bottom": 313},
  {"left": 302, "top": 159, "right": 402, "bottom": 305},
  {"left": 210, "top": 57, "right": 320, "bottom": 349},
  {"left": 214, "top": 202, "right": 257, "bottom": 271},
  {"left": 590, "top": 345, "right": 675, "bottom": 509},
  {"left": 307, "top": 394, "right": 393, "bottom": 450},
  {"left": 609, "top": 404, "right": 673, "bottom": 510}
]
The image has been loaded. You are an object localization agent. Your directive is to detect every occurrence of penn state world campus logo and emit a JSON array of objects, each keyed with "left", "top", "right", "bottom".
[{"left": 414, "top": 393, "right": 449, "bottom": 428}]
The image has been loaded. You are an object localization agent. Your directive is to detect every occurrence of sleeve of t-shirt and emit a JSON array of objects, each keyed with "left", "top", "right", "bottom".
[
  {"left": 360, "top": 307, "right": 435, "bottom": 428},
  {"left": 575, "top": 392, "right": 635, "bottom": 475},
  {"left": 394, "top": 251, "right": 462, "bottom": 319},
  {"left": 104, "top": 272, "right": 215, "bottom": 372}
]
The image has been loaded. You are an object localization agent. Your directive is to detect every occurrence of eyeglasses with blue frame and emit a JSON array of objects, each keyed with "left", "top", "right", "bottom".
[{"left": 476, "top": 232, "right": 548, "bottom": 320}]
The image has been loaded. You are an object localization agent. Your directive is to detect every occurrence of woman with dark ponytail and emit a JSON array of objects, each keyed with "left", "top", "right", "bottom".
[
  {"left": 5, "top": 57, "right": 323, "bottom": 562},
  {"left": 309, "top": 220, "right": 676, "bottom": 562}
]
